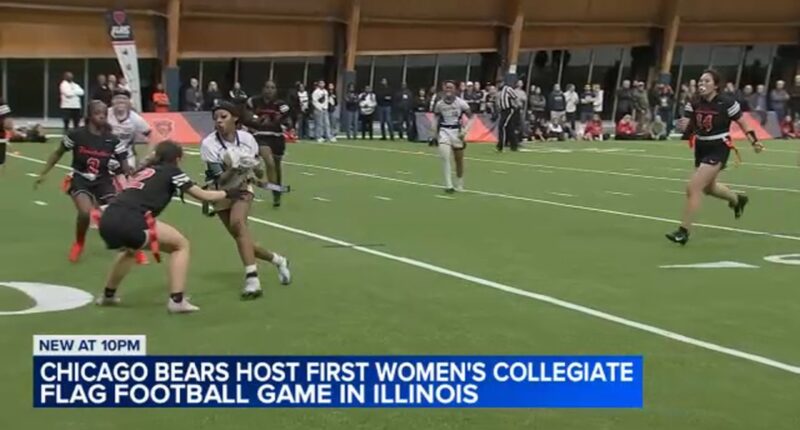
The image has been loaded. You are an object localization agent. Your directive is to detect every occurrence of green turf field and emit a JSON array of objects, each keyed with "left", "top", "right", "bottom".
[{"left": 1, "top": 138, "right": 799, "bottom": 429}]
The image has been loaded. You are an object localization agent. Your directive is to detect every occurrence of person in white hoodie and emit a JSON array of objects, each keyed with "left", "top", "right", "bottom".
[
  {"left": 312, "top": 80, "right": 334, "bottom": 142},
  {"left": 59, "top": 71, "right": 85, "bottom": 133}
]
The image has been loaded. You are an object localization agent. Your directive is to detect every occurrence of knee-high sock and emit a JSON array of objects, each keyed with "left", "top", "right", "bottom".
[{"left": 438, "top": 144, "right": 453, "bottom": 189}]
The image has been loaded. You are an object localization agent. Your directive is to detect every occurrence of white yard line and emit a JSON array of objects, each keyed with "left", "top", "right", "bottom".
[
  {"left": 663, "top": 190, "right": 685, "bottom": 195},
  {"left": 491, "top": 170, "right": 508, "bottom": 174},
  {"left": 374, "top": 196, "right": 393, "bottom": 201},
  {"left": 10, "top": 151, "right": 800, "bottom": 376},
  {"left": 312, "top": 196, "right": 331, "bottom": 202},
  {"left": 327, "top": 144, "right": 800, "bottom": 194},
  {"left": 435, "top": 195, "right": 456, "bottom": 200},
  {"left": 285, "top": 160, "right": 800, "bottom": 243},
  {"left": 396, "top": 170, "right": 412, "bottom": 175},
  {"left": 26, "top": 173, "right": 39, "bottom": 178},
  {"left": 549, "top": 192, "right": 574, "bottom": 198},
  {"left": 300, "top": 172, "right": 316, "bottom": 176},
  {"left": 606, "top": 191, "right": 632, "bottom": 197},
  {"left": 33, "top": 200, "right": 48, "bottom": 206}
]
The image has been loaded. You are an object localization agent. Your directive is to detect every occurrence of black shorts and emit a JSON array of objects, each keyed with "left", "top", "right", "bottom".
[
  {"left": 68, "top": 175, "right": 117, "bottom": 205},
  {"left": 256, "top": 136, "right": 286, "bottom": 157},
  {"left": 0, "top": 142, "right": 6, "bottom": 165},
  {"left": 99, "top": 205, "right": 148, "bottom": 250},
  {"left": 694, "top": 140, "right": 731, "bottom": 169}
]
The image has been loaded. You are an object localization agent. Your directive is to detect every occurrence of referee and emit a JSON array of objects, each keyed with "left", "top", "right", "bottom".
[{"left": 496, "top": 79, "right": 520, "bottom": 152}]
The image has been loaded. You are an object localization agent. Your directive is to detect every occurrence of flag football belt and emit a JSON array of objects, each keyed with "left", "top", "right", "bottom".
[
  {"left": 144, "top": 211, "right": 161, "bottom": 263},
  {"left": 688, "top": 134, "right": 741, "bottom": 166},
  {"left": 60, "top": 174, "right": 72, "bottom": 193}
]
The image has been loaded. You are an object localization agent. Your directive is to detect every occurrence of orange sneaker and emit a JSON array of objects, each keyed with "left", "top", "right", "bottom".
[
  {"left": 135, "top": 251, "right": 149, "bottom": 265},
  {"left": 68, "top": 242, "right": 84, "bottom": 263}
]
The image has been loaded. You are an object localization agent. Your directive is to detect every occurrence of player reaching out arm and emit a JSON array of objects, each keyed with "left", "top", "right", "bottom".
[
  {"left": 433, "top": 81, "right": 471, "bottom": 193},
  {"left": 666, "top": 69, "right": 764, "bottom": 245},
  {"left": 201, "top": 102, "right": 291, "bottom": 300},
  {"left": 34, "top": 100, "right": 138, "bottom": 263},
  {"left": 96, "top": 140, "right": 246, "bottom": 313}
]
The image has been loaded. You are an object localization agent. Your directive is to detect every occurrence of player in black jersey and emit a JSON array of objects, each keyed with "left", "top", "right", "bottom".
[
  {"left": 0, "top": 100, "right": 10, "bottom": 174},
  {"left": 34, "top": 100, "right": 134, "bottom": 262},
  {"left": 244, "top": 80, "right": 291, "bottom": 207},
  {"left": 666, "top": 69, "right": 765, "bottom": 245},
  {"left": 96, "top": 140, "right": 246, "bottom": 313}
]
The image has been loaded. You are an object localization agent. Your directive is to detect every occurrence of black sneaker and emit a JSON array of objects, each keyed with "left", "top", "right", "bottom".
[
  {"left": 444, "top": 188, "right": 456, "bottom": 194},
  {"left": 665, "top": 227, "right": 689, "bottom": 245},
  {"left": 730, "top": 194, "right": 749, "bottom": 219}
]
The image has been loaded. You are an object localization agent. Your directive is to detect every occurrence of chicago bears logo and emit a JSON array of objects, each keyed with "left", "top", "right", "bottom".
[{"left": 154, "top": 120, "right": 174, "bottom": 139}]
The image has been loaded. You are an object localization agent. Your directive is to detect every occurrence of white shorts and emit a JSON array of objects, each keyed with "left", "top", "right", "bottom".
[{"left": 438, "top": 128, "right": 465, "bottom": 149}]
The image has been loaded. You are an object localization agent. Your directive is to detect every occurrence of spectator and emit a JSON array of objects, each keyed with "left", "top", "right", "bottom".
[
  {"left": 463, "top": 82, "right": 478, "bottom": 113},
  {"left": 632, "top": 80, "right": 649, "bottom": 122},
  {"left": 780, "top": 115, "right": 797, "bottom": 139},
  {"left": 343, "top": 83, "right": 359, "bottom": 140},
  {"left": 790, "top": 74, "right": 800, "bottom": 118},
  {"left": 151, "top": 83, "right": 170, "bottom": 113},
  {"left": 742, "top": 85, "right": 755, "bottom": 111},
  {"left": 229, "top": 82, "right": 248, "bottom": 105},
  {"left": 771, "top": 80, "right": 790, "bottom": 121},
  {"left": 615, "top": 114, "right": 636, "bottom": 140},
  {"left": 592, "top": 84, "right": 604, "bottom": 117},
  {"left": 311, "top": 80, "right": 332, "bottom": 143},
  {"left": 297, "top": 83, "right": 309, "bottom": 139},
  {"left": 564, "top": 84, "right": 579, "bottom": 132},
  {"left": 59, "top": 71, "right": 84, "bottom": 133},
  {"left": 655, "top": 84, "right": 674, "bottom": 133},
  {"left": 458, "top": 81, "right": 467, "bottom": 98},
  {"left": 688, "top": 79, "right": 697, "bottom": 97},
  {"left": 582, "top": 113, "right": 605, "bottom": 141},
  {"left": 485, "top": 84, "right": 498, "bottom": 118},
  {"left": 184, "top": 78, "right": 203, "bottom": 112},
  {"left": 754, "top": 84, "right": 768, "bottom": 125},
  {"left": 650, "top": 114, "right": 668, "bottom": 140},
  {"left": 108, "top": 74, "right": 118, "bottom": 91},
  {"left": 117, "top": 76, "right": 131, "bottom": 92},
  {"left": 527, "top": 86, "right": 545, "bottom": 123},
  {"left": 548, "top": 84, "right": 566, "bottom": 124},
  {"left": 530, "top": 118, "right": 547, "bottom": 142},
  {"left": 414, "top": 88, "right": 428, "bottom": 112},
  {"left": 376, "top": 78, "right": 394, "bottom": 140},
  {"left": 579, "top": 84, "right": 594, "bottom": 123},
  {"left": 328, "top": 82, "right": 339, "bottom": 140},
  {"left": 395, "top": 82, "right": 413, "bottom": 140},
  {"left": 474, "top": 82, "right": 486, "bottom": 113},
  {"left": 204, "top": 81, "right": 222, "bottom": 110},
  {"left": 616, "top": 79, "right": 633, "bottom": 121},
  {"left": 358, "top": 85, "right": 377, "bottom": 140},
  {"left": 91, "top": 74, "right": 112, "bottom": 105},
  {"left": 546, "top": 118, "right": 566, "bottom": 141}
]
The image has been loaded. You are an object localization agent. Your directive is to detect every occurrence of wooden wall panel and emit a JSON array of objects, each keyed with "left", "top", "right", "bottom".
[
  {"left": 678, "top": 26, "right": 798, "bottom": 44},
  {"left": 522, "top": 26, "right": 651, "bottom": 49},
  {"left": 179, "top": 18, "right": 334, "bottom": 58},
  {"left": 0, "top": 11, "right": 158, "bottom": 58},
  {"left": 358, "top": 24, "right": 496, "bottom": 54}
]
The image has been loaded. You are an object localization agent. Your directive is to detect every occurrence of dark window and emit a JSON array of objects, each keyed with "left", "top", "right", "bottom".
[
  {"left": 202, "top": 60, "right": 235, "bottom": 95},
  {"left": 307, "top": 56, "right": 325, "bottom": 88},
  {"left": 238, "top": 60, "right": 270, "bottom": 97},
  {"left": 7, "top": 60, "right": 45, "bottom": 117},
  {"left": 561, "top": 49, "right": 592, "bottom": 88},
  {"left": 437, "top": 53, "right": 469, "bottom": 85},
  {"left": 273, "top": 57, "right": 306, "bottom": 96},
  {"left": 355, "top": 56, "right": 372, "bottom": 91},
  {"left": 374, "top": 55, "right": 403, "bottom": 91},
  {"left": 405, "top": 55, "right": 436, "bottom": 94}
]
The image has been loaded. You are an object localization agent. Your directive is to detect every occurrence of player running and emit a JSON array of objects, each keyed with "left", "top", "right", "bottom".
[
  {"left": 201, "top": 102, "right": 291, "bottom": 299},
  {"left": 107, "top": 89, "right": 152, "bottom": 170},
  {"left": 666, "top": 69, "right": 764, "bottom": 245},
  {"left": 433, "top": 81, "right": 471, "bottom": 193},
  {"left": 34, "top": 100, "right": 133, "bottom": 262},
  {"left": 244, "top": 80, "right": 291, "bottom": 207},
  {"left": 96, "top": 140, "right": 246, "bottom": 313}
]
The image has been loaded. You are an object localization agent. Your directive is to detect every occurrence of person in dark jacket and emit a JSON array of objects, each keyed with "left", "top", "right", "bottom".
[
  {"left": 342, "top": 83, "right": 359, "bottom": 140},
  {"left": 376, "top": 78, "right": 394, "bottom": 140},
  {"left": 204, "top": 81, "right": 223, "bottom": 111},
  {"left": 395, "top": 82, "right": 413, "bottom": 140},
  {"left": 616, "top": 79, "right": 633, "bottom": 121},
  {"left": 91, "top": 74, "right": 113, "bottom": 105},
  {"left": 548, "top": 84, "right": 567, "bottom": 124},
  {"left": 184, "top": 78, "right": 203, "bottom": 112}
]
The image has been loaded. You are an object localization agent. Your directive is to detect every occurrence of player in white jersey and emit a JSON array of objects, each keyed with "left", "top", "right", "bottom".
[
  {"left": 108, "top": 90, "right": 151, "bottom": 169},
  {"left": 200, "top": 102, "right": 291, "bottom": 299},
  {"left": 433, "top": 81, "right": 471, "bottom": 192}
]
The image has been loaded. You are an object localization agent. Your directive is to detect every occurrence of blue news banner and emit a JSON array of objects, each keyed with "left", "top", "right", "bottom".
[{"left": 34, "top": 356, "right": 642, "bottom": 408}]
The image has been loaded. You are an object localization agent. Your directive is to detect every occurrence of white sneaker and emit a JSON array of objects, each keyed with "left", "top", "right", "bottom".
[
  {"left": 316, "top": 138, "right": 324, "bottom": 143},
  {"left": 277, "top": 258, "right": 292, "bottom": 285},
  {"left": 241, "top": 277, "right": 263, "bottom": 300},
  {"left": 167, "top": 298, "right": 199, "bottom": 313},
  {"left": 95, "top": 295, "right": 121, "bottom": 306},
  {"left": 330, "top": 137, "right": 338, "bottom": 143},
  {"left": 455, "top": 178, "right": 464, "bottom": 192}
]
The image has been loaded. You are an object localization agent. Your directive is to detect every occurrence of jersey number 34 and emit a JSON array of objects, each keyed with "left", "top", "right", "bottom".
[{"left": 695, "top": 113, "right": 714, "bottom": 132}]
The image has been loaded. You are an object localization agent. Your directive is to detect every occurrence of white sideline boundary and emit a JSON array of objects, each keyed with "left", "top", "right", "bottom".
[
  {"left": 328, "top": 143, "right": 800, "bottom": 194},
  {"left": 10, "top": 151, "right": 800, "bottom": 376}
]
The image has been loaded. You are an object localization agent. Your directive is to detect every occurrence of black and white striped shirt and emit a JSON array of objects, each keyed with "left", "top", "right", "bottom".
[{"left": 497, "top": 86, "right": 519, "bottom": 111}]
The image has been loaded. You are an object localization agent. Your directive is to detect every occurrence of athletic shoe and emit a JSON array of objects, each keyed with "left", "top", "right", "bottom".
[
  {"left": 730, "top": 194, "right": 749, "bottom": 219},
  {"left": 68, "top": 242, "right": 84, "bottom": 263},
  {"left": 665, "top": 227, "right": 689, "bottom": 245},
  {"left": 241, "top": 277, "right": 263, "bottom": 300},
  {"left": 330, "top": 137, "right": 338, "bottom": 143},
  {"left": 135, "top": 251, "right": 149, "bottom": 265},
  {"left": 317, "top": 138, "right": 324, "bottom": 143},
  {"left": 277, "top": 258, "right": 292, "bottom": 285},
  {"left": 455, "top": 185, "right": 464, "bottom": 192},
  {"left": 444, "top": 188, "right": 456, "bottom": 194},
  {"left": 167, "top": 298, "right": 199, "bottom": 313},
  {"left": 95, "top": 295, "right": 121, "bottom": 306}
]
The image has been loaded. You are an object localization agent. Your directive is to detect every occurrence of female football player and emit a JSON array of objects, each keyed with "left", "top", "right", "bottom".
[
  {"left": 666, "top": 69, "right": 764, "bottom": 245},
  {"left": 96, "top": 140, "right": 245, "bottom": 313},
  {"left": 200, "top": 102, "right": 291, "bottom": 299},
  {"left": 433, "top": 81, "right": 471, "bottom": 193},
  {"left": 244, "top": 80, "right": 290, "bottom": 207},
  {"left": 108, "top": 89, "right": 152, "bottom": 170},
  {"left": 35, "top": 100, "right": 134, "bottom": 262}
]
